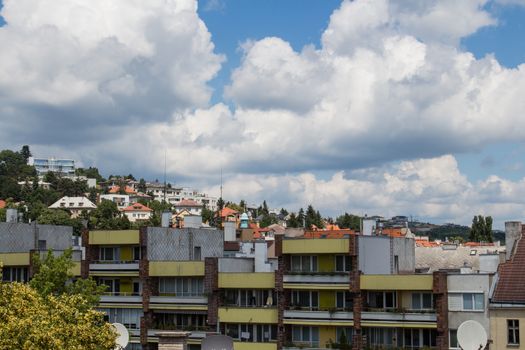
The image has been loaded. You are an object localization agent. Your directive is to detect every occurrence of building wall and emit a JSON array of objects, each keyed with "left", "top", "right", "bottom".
[
  {"left": 392, "top": 237, "right": 415, "bottom": 273},
  {"left": 490, "top": 308, "right": 525, "bottom": 350},
  {"left": 505, "top": 221, "right": 522, "bottom": 261},
  {"left": 358, "top": 236, "right": 391, "bottom": 274},
  {"left": 147, "top": 227, "right": 223, "bottom": 261},
  {"left": 0, "top": 223, "right": 73, "bottom": 253},
  {"left": 219, "top": 258, "right": 254, "bottom": 273},
  {"left": 447, "top": 274, "right": 492, "bottom": 336}
]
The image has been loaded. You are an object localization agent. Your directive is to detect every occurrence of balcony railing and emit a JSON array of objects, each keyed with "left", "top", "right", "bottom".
[
  {"left": 99, "top": 292, "right": 143, "bottom": 303},
  {"left": 283, "top": 274, "right": 349, "bottom": 285},
  {"left": 89, "top": 261, "right": 140, "bottom": 272}
]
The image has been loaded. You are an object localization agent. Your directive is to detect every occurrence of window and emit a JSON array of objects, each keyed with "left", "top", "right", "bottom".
[
  {"left": 367, "top": 291, "right": 397, "bottom": 310},
  {"left": 335, "top": 327, "right": 353, "bottom": 345},
  {"left": 194, "top": 246, "right": 201, "bottom": 260},
  {"left": 38, "top": 239, "right": 47, "bottom": 250},
  {"left": 336, "top": 291, "right": 353, "bottom": 310},
  {"left": 100, "top": 278, "right": 120, "bottom": 294},
  {"left": 449, "top": 329, "right": 458, "bottom": 349},
  {"left": 508, "top": 320, "right": 520, "bottom": 345},
  {"left": 153, "top": 313, "right": 206, "bottom": 330},
  {"left": 99, "top": 247, "right": 120, "bottom": 261},
  {"left": 222, "top": 290, "right": 276, "bottom": 307},
  {"left": 292, "top": 326, "right": 319, "bottom": 347},
  {"left": 159, "top": 277, "right": 204, "bottom": 296},
  {"left": 291, "top": 291, "right": 319, "bottom": 310},
  {"left": 411, "top": 293, "right": 433, "bottom": 310},
  {"left": 290, "top": 255, "right": 318, "bottom": 272},
  {"left": 133, "top": 246, "right": 141, "bottom": 261},
  {"left": 2, "top": 267, "right": 28, "bottom": 282},
  {"left": 462, "top": 293, "right": 484, "bottom": 311},
  {"left": 225, "top": 324, "right": 277, "bottom": 342},
  {"left": 132, "top": 280, "right": 142, "bottom": 296},
  {"left": 335, "top": 255, "right": 352, "bottom": 272},
  {"left": 99, "top": 308, "right": 143, "bottom": 330}
]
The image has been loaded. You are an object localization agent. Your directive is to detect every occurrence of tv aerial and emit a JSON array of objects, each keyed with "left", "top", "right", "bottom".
[
  {"left": 457, "top": 320, "right": 488, "bottom": 350},
  {"left": 112, "top": 323, "right": 129, "bottom": 350}
]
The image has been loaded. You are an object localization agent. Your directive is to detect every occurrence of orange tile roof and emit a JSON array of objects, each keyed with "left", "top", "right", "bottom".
[
  {"left": 493, "top": 237, "right": 525, "bottom": 303},
  {"left": 122, "top": 203, "right": 152, "bottom": 212},
  {"left": 415, "top": 240, "right": 439, "bottom": 247},
  {"left": 109, "top": 185, "right": 136, "bottom": 194},
  {"left": 381, "top": 228, "right": 405, "bottom": 238},
  {"left": 0, "top": 200, "right": 5, "bottom": 209},
  {"left": 324, "top": 224, "right": 341, "bottom": 231},
  {"left": 303, "top": 229, "right": 355, "bottom": 239},
  {"left": 463, "top": 242, "right": 494, "bottom": 247},
  {"left": 219, "top": 207, "right": 238, "bottom": 218}
]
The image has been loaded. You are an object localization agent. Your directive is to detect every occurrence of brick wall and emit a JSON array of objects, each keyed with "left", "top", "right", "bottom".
[
  {"left": 433, "top": 271, "right": 449, "bottom": 350},
  {"left": 205, "top": 257, "right": 219, "bottom": 327},
  {"left": 349, "top": 235, "right": 363, "bottom": 349}
]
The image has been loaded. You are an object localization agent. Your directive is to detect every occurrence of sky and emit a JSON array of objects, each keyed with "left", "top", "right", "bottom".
[{"left": 1, "top": 0, "right": 525, "bottom": 228}]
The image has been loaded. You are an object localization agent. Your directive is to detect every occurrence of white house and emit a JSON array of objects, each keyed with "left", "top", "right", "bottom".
[
  {"left": 99, "top": 194, "right": 130, "bottom": 210},
  {"left": 174, "top": 199, "right": 202, "bottom": 216},
  {"left": 122, "top": 203, "right": 152, "bottom": 223},
  {"left": 49, "top": 196, "right": 97, "bottom": 218}
]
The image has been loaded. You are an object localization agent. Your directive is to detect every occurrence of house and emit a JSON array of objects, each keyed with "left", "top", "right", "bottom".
[
  {"left": 0, "top": 199, "right": 5, "bottom": 209},
  {"left": 99, "top": 194, "right": 130, "bottom": 210},
  {"left": 173, "top": 199, "right": 202, "bottom": 216},
  {"left": 108, "top": 185, "right": 136, "bottom": 195},
  {"left": 490, "top": 221, "right": 525, "bottom": 349},
  {"left": 49, "top": 196, "right": 97, "bottom": 218},
  {"left": 121, "top": 203, "right": 152, "bottom": 223}
]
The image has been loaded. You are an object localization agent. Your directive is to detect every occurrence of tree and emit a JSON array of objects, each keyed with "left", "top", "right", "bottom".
[
  {"left": 202, "top": 204, "right": 214, "bottom": 225},
  {"left": 0, "top": 282, "right": 116, "bottom": 349},
  {"left": 336, "top": 213, "right": 361, "bottom": 230},
  {"left": 297, "top": 208, "right": 305, "bottom": 228},
  {"left": 469, "top": 215, "right": 494, "bottom": 242},
  {"left": 137, "top": 178, "right": 147, "bottom": 193},
  {"left": 20, "top": 145, "right": 31, "bottom": 162},
  {"left": 286, "top": 212, "right": 300, "bottom": 228},
  {"left": 0, "top": 249, "right": 116, "bottom": 349}
]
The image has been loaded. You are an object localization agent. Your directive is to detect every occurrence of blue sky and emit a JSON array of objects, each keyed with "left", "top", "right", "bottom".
[
  {"left": 197, "top": 0, "right": 525, "bottom": 183},
  {"left": 2, "top": 0, "right": 525, "bottom": 226}
]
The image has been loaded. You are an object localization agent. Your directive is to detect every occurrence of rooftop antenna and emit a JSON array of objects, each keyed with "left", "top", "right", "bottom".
[
  {"left": 220, "top": 168, "right": 223, "bottom": 200},
  {"left": 163, "top": 149, "right": 167, "bottom": 203}
]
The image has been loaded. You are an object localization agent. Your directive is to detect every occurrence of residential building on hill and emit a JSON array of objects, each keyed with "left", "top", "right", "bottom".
[
  {"left": 122, "top": 203, "right": 153, "bottom": 223},
  {"left": 49, "top": 196, "right": 97, "bottom": 218},
  {"left": 30, "top": 157, "right": 75, "bottom": 176}
]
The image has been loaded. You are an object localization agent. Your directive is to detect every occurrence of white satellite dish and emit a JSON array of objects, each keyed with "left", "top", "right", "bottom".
[
  {"left": 457, "top": 320, "right": 487, "bottom": 350},
  {"left": 201, "top": 335, "right": 234, "bottom": 350},
  {"left": 111, "top": 323, "right": 129, "bottom": 350}
]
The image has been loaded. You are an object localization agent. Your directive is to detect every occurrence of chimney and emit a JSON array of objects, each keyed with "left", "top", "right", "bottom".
[{"left": 505, "top": 221, "right": 522, "bottom": 260}]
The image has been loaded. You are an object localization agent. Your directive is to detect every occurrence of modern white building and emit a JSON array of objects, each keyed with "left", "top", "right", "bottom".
[
  {"left": 100, "top": 194, "right": 131, "bottom": 210},
  {"left": 30, "top": 157, "right": 75, "bottom": 176},
  {"left": 144, "top": 182, "right": 218, "bottom": 210},
  {"left": 49, "top": 196, "right": 97, "bottom": 218}
]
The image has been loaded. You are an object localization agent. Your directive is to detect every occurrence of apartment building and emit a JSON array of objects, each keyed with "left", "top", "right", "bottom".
[
  {"left": 143, "top": 182, "right": 218, "bottom": 211},
  {"left": 2, "top": 219, "right": 502, "bottom": 350}
]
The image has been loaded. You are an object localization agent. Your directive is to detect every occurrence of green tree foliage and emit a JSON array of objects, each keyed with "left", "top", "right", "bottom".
[
  {"left": 89, "top": 199, "right": 130, "bottom": 230},
  {"left": 137, "top": 178, "right": 147, "bottom": 193},
  {"left": 75, "top": 166, "right": 105, "bottom": 183},
  {"left": 305, "top": 205, "right": 324, "bottom": 229},
  {"left": 286, "top": 212, "right": 300, "bottom": 228},
  {"left": 470, "top": 215, "right": 493, "bottom": 242},
  {"left": 202, "top": 204, "right": 215, "bottom": 225},
  {"left": 20, "top": 145, "right": 31, "bottom": 162},
  {"left": 336, "top": 213, "right": 362, "bottom": 230},
  {"left": 226, "top": 201, "right": 243, "bottom": 212},
  {"left": 297, "top": 208, "right": 305, "bottom": 228},
  {"left": 0, "top": 249, "right": 116, "bottom": 349},
  {"left": 259, "top": 213, "right": 278, "bottom": 228},
  {"left": 37, "top": 208, "right": 84, "bottom": 235}
]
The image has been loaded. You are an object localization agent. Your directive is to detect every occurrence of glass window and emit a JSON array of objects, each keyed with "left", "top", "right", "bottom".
[
  {"left": 422, "top": 293, "right": 433, "bottom": 309},
  {"left": 508, "top": 319, "right": 520, "bottom": 345},
  {"left": 449, "top": 329, "right": 458, "bottom": 348},
  {"left": 412, "top": 293, "right": 421, "bottom": 309},
  {"left": 474, "top": 293, "right": 484, "bottom": 310},
  {"left": 463, "top": 293, "right": 473, "bottom": 310}
]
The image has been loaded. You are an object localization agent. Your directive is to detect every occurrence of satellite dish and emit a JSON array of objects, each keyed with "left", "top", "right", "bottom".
[
  {"left": 201, "top": 335, "right": 234, "bottom": 350},
  {"left": 112, "top": 323, "right": 129, "bottom": 350},
  {"left": 457, "top": 320, "right": 487, "bottom": 350}
]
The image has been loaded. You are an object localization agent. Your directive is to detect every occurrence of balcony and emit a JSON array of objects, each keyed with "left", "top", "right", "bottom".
[
  {"left": 99, "top": 292, "right": 142, "bottom": 304},
  {"left": 361, "top": 308, "right": 437, "bottom": 327},
  {"left": 218, "top": 307, "right": 278, "bottom": 324},
  {"left": 283, "top": 309, "right": 353, "bottom": 326},
  {"left": 233, "top": 342, "right": 277, "bottom": 350},
  {"left": 283, "top": 272, "right": 349, "bottom": 290},
  {"left": 219, "top": 272, "right": 275, "bottom": 289},
  {"left": 89, "top": 260, "right": 139, "bottom": 276},
  {"left": 149, "top": 295, "right": 208, "bottom": 311}
]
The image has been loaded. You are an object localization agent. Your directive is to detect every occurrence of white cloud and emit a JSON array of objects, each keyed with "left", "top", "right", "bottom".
[{"left": 200, "top": 155, "right": 525, "bottom": 228}]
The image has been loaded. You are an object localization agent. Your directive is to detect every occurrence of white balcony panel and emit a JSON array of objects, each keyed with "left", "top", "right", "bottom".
[
  {"left": 149, "top": 296, "right": 208, "bottom": 304},
  {"left": 283, "top": 274, "right": 349, "bottom": 284},
  {"left": 99, "top": 295, "right": 142, "bottom": 303},
  {"left": 284, "top": 310, "right": 353, "bottom": 321},
  {"left": 361, "top": 311, "right": 437, "bottom": 322},
  {"left": 89, "top": 263, "right": 139, "bottom": 271}
]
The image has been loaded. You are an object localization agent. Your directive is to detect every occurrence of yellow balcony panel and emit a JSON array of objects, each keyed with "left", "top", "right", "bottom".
[
  {"left": 149, "top": 261, "right": 205, "bottom": 277},
  {"left": 218, "top": 307, "right": 278, "bottom": 324},
  {"left": 89, "top": 230, "right": 139, "bottom": 245},
  {"left": 219, "top": 273, "right": 275, "bottom": 289},
  {"left": 360, "top": 275, "right": 433, "bottom": 291},
  {"left": 283, "top": 238, "right": 349, "bottom": 254},
  {"left": 89, "top": 271, "right": 139, "bottom": 277},
  {"left": 283, "top": 283, "right": 349, "bottom": 290},
  {"left": 0, "top": 252, "right": 30, "bottom": 266},
  {"left": 70, "top": 262, "right": 81, "bottom": 276},
  {"left": 234, "top": 342, "right": 277, "bottom": 350}
]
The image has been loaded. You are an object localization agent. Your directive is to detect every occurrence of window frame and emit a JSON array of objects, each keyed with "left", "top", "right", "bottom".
[{"left": 508, "top": 319, "right": 520, "bottom": 346}]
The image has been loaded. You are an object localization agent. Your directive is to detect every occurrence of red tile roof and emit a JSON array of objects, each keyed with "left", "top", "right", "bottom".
[
  {"left": 219, "top": 207, "right": 238, "bottom": 218},
  {"left": 303, "top": 229, "right": 356, "bottom": 239},
  {"left": 381, "top": 228, "right": 406, "bottom": 238},
  {"left": 492, "top": 237, "right": 525, "bottom": 303},
  {"left": 109, "top": 185, "right": 136, "bottom": 194},
  {"left": 0, "top": 200, "right": 5, "bottom": 209},
  {"left": 175, "top": 199, "right": 201, "bottom": 207},
  {"left": 122, "top": 203, "right": 152, "bottom": 212}
]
